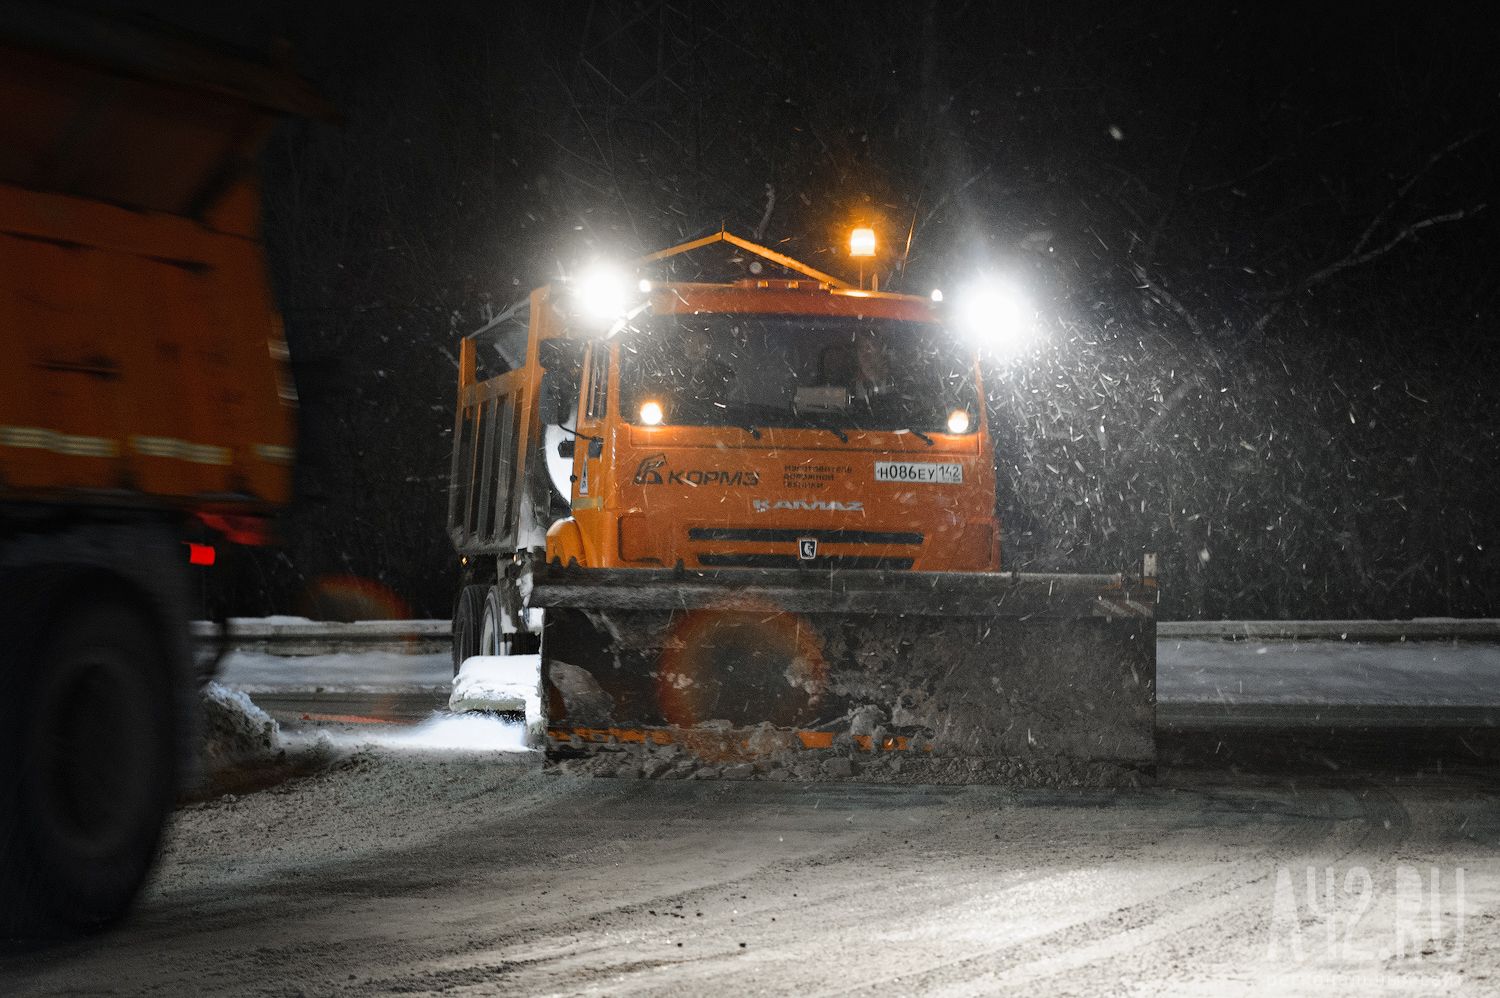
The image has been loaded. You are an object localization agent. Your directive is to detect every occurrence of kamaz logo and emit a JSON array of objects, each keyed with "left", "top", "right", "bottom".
[
  {"left": 633, "top": 454, "right": 667, "bottom": 485},
  {"left": 753, "top": 499, "right": 864, "bottom": 513},
  {"left": 633, "top": 453, "right": 760, "bottom": 487}
]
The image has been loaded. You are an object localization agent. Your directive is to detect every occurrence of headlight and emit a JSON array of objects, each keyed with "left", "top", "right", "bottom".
[
  {"left": 639, "top": 400, "right": 664, "bottom": 425},
  {"left": 572, "top": 262, "right": 630, "bottom": 323},
  {"left": 946, "top": 409, "right": 971, "bottom": 434},
  {"left": 954, "top": 278, "right": 1035, "bottom": 355}
]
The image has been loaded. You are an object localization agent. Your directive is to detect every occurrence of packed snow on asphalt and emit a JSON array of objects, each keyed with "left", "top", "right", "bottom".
[{"left": 4, "top": 747, "right": 1498, "bottom": 995}]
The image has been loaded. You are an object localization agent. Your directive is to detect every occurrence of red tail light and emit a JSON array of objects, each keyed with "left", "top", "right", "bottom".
[{"left": 186, "top": 542, "right": 216, "bottom": 566}]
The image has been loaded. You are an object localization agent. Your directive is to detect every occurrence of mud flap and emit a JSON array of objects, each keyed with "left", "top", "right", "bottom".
[{"left": 536, "top": 568, "right": 1156, "bottom": 785}]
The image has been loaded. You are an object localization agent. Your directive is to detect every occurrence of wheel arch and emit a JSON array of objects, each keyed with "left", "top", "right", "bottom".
[{"left": 545, "top": 517, "right": 589, "bottom": 567}]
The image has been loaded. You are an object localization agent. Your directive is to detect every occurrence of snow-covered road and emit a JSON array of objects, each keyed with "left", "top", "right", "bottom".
[
  {"left": 3, "top": 750, "right": 1498, "bottom": 996},
  {"left": 5, "top": 639, "right": 1500, "bottom": 994}
]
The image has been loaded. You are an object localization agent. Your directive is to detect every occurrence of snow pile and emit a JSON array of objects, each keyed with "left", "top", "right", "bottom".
[
  {"left": 450, "top": 654, "right": 543, "bottom": 725},
  {"left": 199, "top": 681, "right": 282, "bottom": 769}
]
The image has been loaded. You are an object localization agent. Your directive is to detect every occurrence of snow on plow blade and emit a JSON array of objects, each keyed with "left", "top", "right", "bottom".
[{"left": 533, "top": 568, "right": 1156, "bottom": 785}]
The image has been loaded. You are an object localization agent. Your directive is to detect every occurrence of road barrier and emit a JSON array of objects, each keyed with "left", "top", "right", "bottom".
[
  {"left": 195, "top": 619, "right": 451, "bottom": 656},
  {"left": 1157, "top": 619, "right": 1500, "bottom": 642},
  {"left": 200, "top": 617, "right": 1500, "bottom": 655}
]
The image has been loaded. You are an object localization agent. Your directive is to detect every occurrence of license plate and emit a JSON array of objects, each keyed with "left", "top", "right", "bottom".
[{"left": 873, "top": 461, "right": 963, "bottom": 484}]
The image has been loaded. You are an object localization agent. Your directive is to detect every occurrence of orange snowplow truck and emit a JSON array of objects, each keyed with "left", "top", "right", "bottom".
[
  {"left": 0, "top": 6, "right": 325, "bottom": 936},
  {"left": 449, "top": 231, "right": 1157, "bottom": 784}
]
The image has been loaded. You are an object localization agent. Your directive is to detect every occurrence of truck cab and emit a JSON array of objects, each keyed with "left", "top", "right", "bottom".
[
  {"left": 447, "top": 234, "right": 1004, "bottom": 662},
  {"left": 547, "top": 279, "right": 1000, "bottom": 575}
]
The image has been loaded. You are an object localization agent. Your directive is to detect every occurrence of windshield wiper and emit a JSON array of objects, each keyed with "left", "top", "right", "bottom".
[
  {"left": 820, "top": 425, "right": 849, "bottom": 443},
  {"left": 714, "top": 403, "right": 766, "bottom": 439},
  {"left": 905, "top": 427, "right": 935, "bottom": 446}
]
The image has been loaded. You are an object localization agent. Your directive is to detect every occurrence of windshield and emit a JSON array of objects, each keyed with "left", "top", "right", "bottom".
[{"left": 617, "top": 313, "right": 977, "bottom": 433}]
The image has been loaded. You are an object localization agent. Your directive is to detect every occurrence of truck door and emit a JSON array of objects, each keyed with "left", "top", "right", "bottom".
[{"left": 572, "top": 341, "right": 610, "bottom": 508}]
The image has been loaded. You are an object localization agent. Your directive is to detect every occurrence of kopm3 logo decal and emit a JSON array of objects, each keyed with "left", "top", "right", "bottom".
[{"left": 633, "top": 453, "right": 760, "bottom": 487}]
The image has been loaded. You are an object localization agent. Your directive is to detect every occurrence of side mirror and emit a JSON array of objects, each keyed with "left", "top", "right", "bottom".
[{"left": 556, "top": 438, "right": 600, "bottom": 460}]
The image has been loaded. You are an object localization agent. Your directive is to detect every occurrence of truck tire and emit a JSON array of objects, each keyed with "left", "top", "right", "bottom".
[
  {"left": 452, "top": 584, "right": 489, "bottom": 677},
  {"left": 0, "top": 596, "right": 177, "bottom": 939},
  {"left": 482, "top": 586, "right": 541, "bottom": 657}
]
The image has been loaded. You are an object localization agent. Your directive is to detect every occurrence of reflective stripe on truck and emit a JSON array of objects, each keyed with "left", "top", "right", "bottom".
[
  {"left": 0, "top": 426, "right": 293, "bottom": 467},
  {"left": 0, "top": 425, "right": 119, "bottom": 458}
]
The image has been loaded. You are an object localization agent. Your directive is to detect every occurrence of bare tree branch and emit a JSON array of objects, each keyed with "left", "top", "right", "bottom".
[
  {"left": 1351, "top": 128, "right": 1488, "bottom": 256},
  {"left": 913, "top": 165, "right": 991, "bottom": 239},
  {"left": 1246, "top": 203, "right": 1487, "bottom": 339},
  {"left": 1244, "top": 127, "right": 1488, "bottom": 338},
  {"left": 1133, "top": 266, "right": 1208, "bottom": 338},
  {"left": 1300, "top": 204, "right": 1487, "bottom": 295}
]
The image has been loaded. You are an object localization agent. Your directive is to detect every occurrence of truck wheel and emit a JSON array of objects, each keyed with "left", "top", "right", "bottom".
[
  {"left": 452, "top": 584, "right": 489, "bottom": 677},
  {"left": 0, "top": 599, "right": 176, "bottom": 938},
  {"left": 482, "top": 586, "right": 541, "bottom": 656},
  {"left": 480, "top": 587, "right": 505, "bottom": 656}
]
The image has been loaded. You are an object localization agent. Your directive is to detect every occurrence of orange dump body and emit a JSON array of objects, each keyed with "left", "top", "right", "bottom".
[{"left": 0, "top": 19, "right": 314, "bottom": 517}]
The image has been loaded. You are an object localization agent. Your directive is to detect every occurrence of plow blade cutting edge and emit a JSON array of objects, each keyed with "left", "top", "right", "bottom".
[{"left": 532, "top": 568, "right": 1156, "bottom": 786}]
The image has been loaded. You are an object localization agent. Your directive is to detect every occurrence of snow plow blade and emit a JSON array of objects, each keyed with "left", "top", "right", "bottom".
[{"left": 532, "top": 567, "right": 1156, "bottom": 785}]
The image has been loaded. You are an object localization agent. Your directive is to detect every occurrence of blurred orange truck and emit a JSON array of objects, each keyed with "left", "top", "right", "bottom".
[{"left": 0, "top": 5, "right": 324, "bottom": 936}]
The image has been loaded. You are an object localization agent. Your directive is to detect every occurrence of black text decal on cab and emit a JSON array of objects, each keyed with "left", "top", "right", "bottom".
[{"left": 633, "top": 453, "right": 759, "bottom": 487}]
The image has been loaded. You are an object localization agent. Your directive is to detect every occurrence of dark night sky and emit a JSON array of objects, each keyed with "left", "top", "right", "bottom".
[{"left": 109, "top": 1, "right": 1500, "bottom": 619}]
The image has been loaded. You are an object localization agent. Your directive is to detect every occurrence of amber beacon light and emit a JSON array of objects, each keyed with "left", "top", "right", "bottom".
[{"left": 849, "top": 227, "right": 877, "bottom": 258}]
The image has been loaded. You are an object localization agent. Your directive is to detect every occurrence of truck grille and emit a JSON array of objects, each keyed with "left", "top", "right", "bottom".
[
  {"left": 688, "top": 527, "right": 923, "bottom": 545},
  {"left": 698, "top": 553, "right": 915, "bottom": 570}
]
